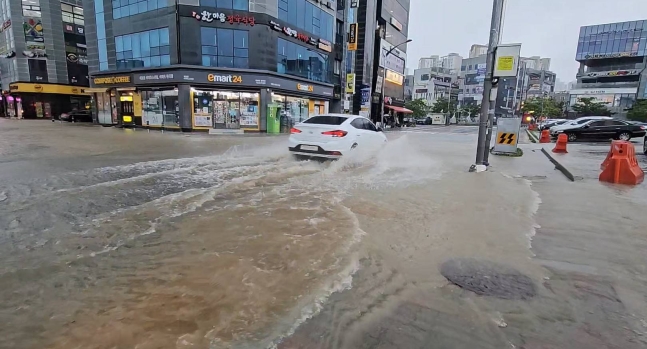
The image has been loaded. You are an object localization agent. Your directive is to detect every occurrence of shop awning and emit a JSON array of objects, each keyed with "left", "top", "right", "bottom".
[{"left": 386, "top": 105, "right": 413, "bottom": 114}]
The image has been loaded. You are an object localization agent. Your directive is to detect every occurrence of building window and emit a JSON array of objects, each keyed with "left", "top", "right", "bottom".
[
  {"left": 277, "top": 38, "right": 330, "bottom": 83},
  {"left": 115, "top": 28, "right": 170, "bottom": 69},
  {"left": 95, "top": 0, "right": 108, "bottom": 70},
  {"left": 199, "top": 0, "right": 248, "bottom": 10},
  {"left": 333, "top": 59, "right": 341, "bottom": 75},
  {"left": 61, "top": 3, "right": 84, "bottom": 25},
  {"left": 112, "top": 0, "right": 170, "bottom": 19},
  {"left": 22, "top": 0, "right": 41, "bottom": 17},
  {"left": 200, "top": 27, "right": 248, "bottom": 68},
  {"left": 278, "top": 0, "right": 334, "bottom": 42}
]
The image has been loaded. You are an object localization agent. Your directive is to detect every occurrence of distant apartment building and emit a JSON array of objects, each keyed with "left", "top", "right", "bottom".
[
  {"left": 521, "top": 56, "right": 551, "bottom": 71},
  {"left": 572, "top": 19, "right": 647, "bottom": 118},
  {"left": 440, "top": 53, "right": 462, "bottom": 74},
  {"left": 418, "top": 55, "right": 440, "bottom": 69},
  {"left": 469, "top": 44, "right": 487, "bottom": 58}
]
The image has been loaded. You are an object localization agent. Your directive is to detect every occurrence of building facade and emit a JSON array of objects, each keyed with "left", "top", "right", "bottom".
[
  {"left": 572, "top": 19, "right": 647, "bottom": 118},
  {"left": 0, "top": 0, "right": 90, "bottom": 118},
  {"left": 468, "top": 44, "right": 487, "bottom": 58},
  {"left": 440, "top": 52, "right": 462, "bottom": 74},
  {"left": 412, "top": 67, "right": 457, "bottom": 107},
  {"left": 350, "top": 0, "right": 410, "bottom": 123},
  {"left": 458, "top": 54, "right": 486, "bottom": 106},
  {"left": 418, "top": 55, "right": 439, "bottom": 69},
  {"left": 83, "top": 0, "right": 345, "bottom": 132}
]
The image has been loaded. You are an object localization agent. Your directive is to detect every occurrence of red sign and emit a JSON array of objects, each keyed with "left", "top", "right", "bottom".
[{"left": 192, "top": 10, "right": 255, "bottom": 26}]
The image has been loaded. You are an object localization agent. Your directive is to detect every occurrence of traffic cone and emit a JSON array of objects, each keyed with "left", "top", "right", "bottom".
[
  {"left": 599, "top": 141, "right": 644, "bottom": 185},
  {"left": 552, "top": 134, "right": 568, "bottom": 153},
  {"left": 539, "top": 130, "right": 551, "bottom": 143}
]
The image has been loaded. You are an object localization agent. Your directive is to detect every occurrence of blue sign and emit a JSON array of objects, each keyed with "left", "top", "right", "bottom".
[{"left": 361, "top": 88, "right": 370, "bottom": 105}]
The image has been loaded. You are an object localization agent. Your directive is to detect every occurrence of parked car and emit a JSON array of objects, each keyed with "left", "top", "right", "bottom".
[
  {"left": 552, "top": 119, "right": 646, "bottom": 142},
  {"left": 550, "top": 116, "right": 612, "bottom": 134},
  {"left": 60, "top": 110, "right": 93, "bottom": 122},
  {"left": 540, "top": 119, "right": 568, "bottom": 131},
  {"left": 416, "top": 117, "right": 431, "bottom": 125}
]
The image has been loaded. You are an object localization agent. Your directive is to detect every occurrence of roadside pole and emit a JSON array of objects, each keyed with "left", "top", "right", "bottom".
[{"left": 474, "top": 0, "right": 506, "bottom": 167}]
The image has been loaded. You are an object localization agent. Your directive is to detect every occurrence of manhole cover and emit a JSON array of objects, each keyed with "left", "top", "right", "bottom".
[{"left": 440, "top": 258, "right": 536, "bottom": 300}]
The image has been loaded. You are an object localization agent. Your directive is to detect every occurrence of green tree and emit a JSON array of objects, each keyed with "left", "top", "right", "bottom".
[
  {"left": 404, "top": 98, "right": 429, "bottom": 118},
  {"left": 430, "top": 97, "right": 458, "bottom": 114},
  {"left": 571, "top": 97, "right": 612, "bottom": 116},
  {"left": 520, "top": 97, "right": 563, "bottom": 117},
  {"left": 627, "top": 99, "right": 647, "bottom": 122},
  {"left": 460, "top": 104, "right": 481, "bottom": 117}
]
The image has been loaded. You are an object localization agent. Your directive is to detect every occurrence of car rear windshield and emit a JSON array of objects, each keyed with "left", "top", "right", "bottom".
[{"left": 303, "top": 115, "right": 347, "bottom": 125}]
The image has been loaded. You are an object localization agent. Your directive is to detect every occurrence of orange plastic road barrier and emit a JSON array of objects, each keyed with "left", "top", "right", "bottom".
[
  {"left": 552, "top": 134, "right": 568, "bottom": 153},
  {"left": 539, "top": 130, "right": 551, "bottom": 143},
  {"left": 600, "top": 140, "right": 621, "bottom": 170},
  {"left": 599, "top": 141, "right": 644, "bottom": 185}
]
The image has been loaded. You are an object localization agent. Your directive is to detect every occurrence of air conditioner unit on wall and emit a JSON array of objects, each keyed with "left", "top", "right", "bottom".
[{"left": 326, "top": 1, "right": 333, "bottom": 9}]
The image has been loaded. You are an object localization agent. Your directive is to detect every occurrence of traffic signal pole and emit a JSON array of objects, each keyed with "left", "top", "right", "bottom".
[{"left": 473, "top": 0, "right": 506, "bottom": 169}]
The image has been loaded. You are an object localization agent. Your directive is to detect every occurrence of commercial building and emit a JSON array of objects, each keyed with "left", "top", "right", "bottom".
[
  {"left": 83, "top": 0, "right": 346, "bottom": 132},
  {"left": 572, "top": 20, "right": 647, "bottom": 118},
  {"left": 349, "top": 0, "right": 411, "bottom": 123},
  {"left": 403, "top": 73, "right": 413, "bottom": 101},
  {"left": 458, "top": 54, "right": 486, "bottom": 106},
  {"left": 412, "top": 67, "right": 457, "bottom": 107},
  {"left": 0, "top": 0, "right": 90, "bottom": 118}
]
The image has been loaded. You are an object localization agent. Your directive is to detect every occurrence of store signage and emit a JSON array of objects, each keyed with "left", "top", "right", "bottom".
[
  {"left": 130, "top": 70, "right": 333, "bottom": 97},
  {"left": 350, "top": 0, "right": 358, "bottom": 8},
  {"left": 348, "top": 23, "right": 358, "bottom": 51},
  {"left": 207, "top": 73, "right": 242, "bottom": 83},
  {"left": 269, "top": 20, "right": 318, "bottom": 47},
  {"left": 297, "top": 83, "right": 314, "bottom": 92},
  {"left": 137, "top": 73, "right": 175, "bottom": 81},
  {"left": 570, "top": 87, "right": 638, "bottom": 95},
  {"left": 584, "top": 69, "right": 640, "bottom": 77},
  {"left": 385, "top": 70, "right": 404, "bottom": 85},
  {"left": 22, "top": 50, "right": 46, "bottom": 58},
  {"left": 379, "top": 41, "right": 405, "bottom": 75},
  {"left": 93, "top": 75, "right": 131, "bottom": 85},
  {"left": 585, "top": 52, "right": 638, "bottom": 59},
  {"left": 192, "top": 10, "right": 255, "bottom": 26},
  {"left": 0, "top": 19, "right": 10, "bottom": 33},
  {"left": 346, "top": 73, "right": 355, "bottom": 93},
  {"left": 318, "top": 39, "right": 332, "bottom": 52},
  {"left": 390, "top": 17, "right": 403, "bottom": 32}
]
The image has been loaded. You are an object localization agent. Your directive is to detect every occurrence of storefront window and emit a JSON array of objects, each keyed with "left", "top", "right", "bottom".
[
  {"left": 141, "top": 89, "right": 179, "bottom": 126},
  {"left": 193, "top": 89, "right": 259, "bottom": 129}
]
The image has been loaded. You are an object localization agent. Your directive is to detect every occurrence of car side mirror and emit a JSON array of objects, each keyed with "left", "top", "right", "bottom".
[{"left": 583, "top": 125, "right": 589, "bottom": 128}]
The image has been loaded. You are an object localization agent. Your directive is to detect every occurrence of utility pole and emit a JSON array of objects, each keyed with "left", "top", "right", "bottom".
[{"left": 474, "top": 0, "right": 506, "bottom": 167}]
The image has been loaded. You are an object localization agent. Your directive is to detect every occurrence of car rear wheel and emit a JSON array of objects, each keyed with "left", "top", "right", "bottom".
[
  {"left": 617, "top": 132, "right": 631, "bottom": 141},
  {"left": 643, "top": 138, "right": 647, "bottom": 155},
  {"left": 567, "top": 133, "right": 577, "bottom": 142}
]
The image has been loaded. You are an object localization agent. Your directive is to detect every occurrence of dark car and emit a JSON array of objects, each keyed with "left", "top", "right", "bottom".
[
  {"left": 555, "top": 119, "right": 646, "bottom": 142},
  {"left": 416, "top": 116, "right": 432, "bottom": 125},
  {"left": 60, "top": 110, "right": 93, "bottom": 122}
]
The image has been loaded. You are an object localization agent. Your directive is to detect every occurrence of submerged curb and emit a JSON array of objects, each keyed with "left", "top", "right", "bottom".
[{"left": 541, "top": 148, "right": 575, "bottom": 182}]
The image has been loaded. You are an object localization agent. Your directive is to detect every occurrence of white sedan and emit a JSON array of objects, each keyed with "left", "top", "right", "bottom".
[{"left": 288, "top": 114, "right": 387, "bottom": 159}]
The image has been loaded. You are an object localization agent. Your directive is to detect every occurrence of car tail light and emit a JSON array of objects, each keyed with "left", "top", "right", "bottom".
[
  {"left": 321, "top": 130, "right": 347, "bottom": 137},
  {"left": 290, "top": 127, "right": 302, "bottom": 134}
]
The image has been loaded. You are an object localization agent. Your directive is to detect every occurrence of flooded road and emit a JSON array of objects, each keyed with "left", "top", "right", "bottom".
[{"left": 2, "top": 120, "right": 646, "bottom": 349}]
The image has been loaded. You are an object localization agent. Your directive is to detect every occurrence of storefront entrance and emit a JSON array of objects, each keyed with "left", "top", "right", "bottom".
[{"left": 193, "top": 89, "right": 260, "bottom": 131}]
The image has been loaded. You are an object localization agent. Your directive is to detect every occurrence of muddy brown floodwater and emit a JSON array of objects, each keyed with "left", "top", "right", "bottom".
[{"left": 1, "top": 120, "right": 647, "bottom": 349}]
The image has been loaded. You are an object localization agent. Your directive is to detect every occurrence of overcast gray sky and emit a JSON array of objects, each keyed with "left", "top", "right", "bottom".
[{"left": 407, "top": 0, "right": 647, "bottom": 82}]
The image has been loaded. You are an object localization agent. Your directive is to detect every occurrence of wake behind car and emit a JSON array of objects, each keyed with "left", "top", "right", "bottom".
[
  {"left": 551, "top": 119, "right": 646, "bottom": 142},
  {"left": 288, "top": 114, "right": 387, "bottom": 159}
]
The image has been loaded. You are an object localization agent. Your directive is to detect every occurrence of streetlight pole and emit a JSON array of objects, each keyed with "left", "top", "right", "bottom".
[
  {"left": 379, "top": 38, "right": 412, "bottom": 129},
  {"left": 474, "top": 0, "right": 505, "bottom": 169}
]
